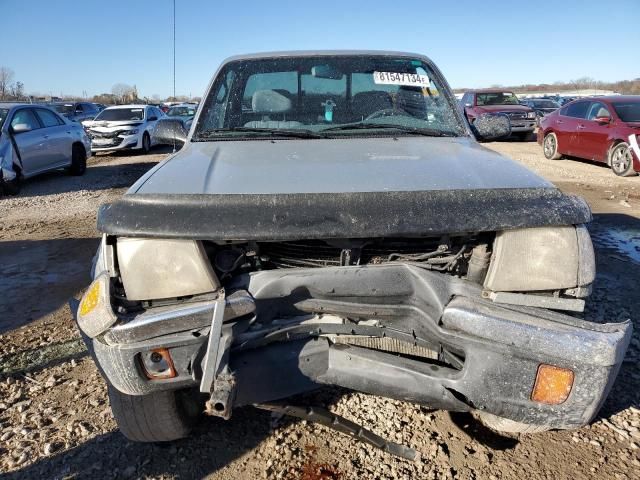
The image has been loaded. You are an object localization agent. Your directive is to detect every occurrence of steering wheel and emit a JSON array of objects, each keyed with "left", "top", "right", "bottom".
[{"left": 365, "top": 108, "right": 408, "bottom": 121}]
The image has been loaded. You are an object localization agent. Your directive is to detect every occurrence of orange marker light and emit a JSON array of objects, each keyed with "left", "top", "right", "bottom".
[
  {"left": 531, "top": 364, "right": 574, "bottom": 405},
  {"left": 140, "top": 348, "right": 177, "bottom": 380}
]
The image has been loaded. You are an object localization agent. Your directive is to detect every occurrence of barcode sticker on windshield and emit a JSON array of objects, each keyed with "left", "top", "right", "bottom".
[{"left": 373, "top": 71, "right": 431, "bottom": 87}]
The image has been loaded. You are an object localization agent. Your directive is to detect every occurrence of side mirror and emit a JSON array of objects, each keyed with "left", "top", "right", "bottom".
[
  {"left": 148, "top": 116, "right": 158, "bottom": 122},
  {"left": 594, "top": 116, "right": 611, "bottom": 124},
  {"left": 471, "top": 113, "right": 511, "bottom": 141},
  {"left": 11, "top": 123, "right": 32, "bottom": 134}
]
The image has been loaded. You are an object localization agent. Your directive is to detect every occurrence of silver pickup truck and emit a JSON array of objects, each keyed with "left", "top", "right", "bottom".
[{"left": 75, "top": 51, "right": 631, "bottom": 452}]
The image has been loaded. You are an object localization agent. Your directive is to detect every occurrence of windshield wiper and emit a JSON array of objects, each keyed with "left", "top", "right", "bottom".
[
  {"left": 321, "top": 123, "right": 455, "bottom": 137},
  {"left": 197, "top": 127, "right": 325, "bottom": 139}
]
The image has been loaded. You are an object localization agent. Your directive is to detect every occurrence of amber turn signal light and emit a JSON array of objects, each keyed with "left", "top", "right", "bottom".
[
  {"left": 140, "top": 348, "right": 177, "bottom": 380},
  {"left": 531, "top": 364, "right": 574, "bottom": 405}
]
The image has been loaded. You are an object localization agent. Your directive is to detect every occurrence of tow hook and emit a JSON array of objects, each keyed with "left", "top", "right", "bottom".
[
  {"left": 254, "top": 402, "right": 419, "bottom": 461},
  {"left": 200, "top": 291, "right": 237, "bottom": 419},
  {"left": 204, "top": 372, "right": 236, "bottom": 420}
]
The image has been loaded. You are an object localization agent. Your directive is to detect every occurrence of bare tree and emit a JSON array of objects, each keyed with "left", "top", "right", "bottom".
[
  {"left": 111, "top": 83, "right": 135, "bottom": 104},
  {"left": 10, "top": 81, "right": 24, "bottom": 99},
  {"left": 0, "top": 66, "right": 15, "bottom": 99}
]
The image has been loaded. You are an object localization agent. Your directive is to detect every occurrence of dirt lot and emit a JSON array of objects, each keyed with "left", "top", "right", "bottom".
[{"left": 0, "top": 140, "right": 639, "bottom": 480}]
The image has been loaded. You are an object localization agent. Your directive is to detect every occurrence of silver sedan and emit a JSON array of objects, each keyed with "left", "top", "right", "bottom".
[{"left": 0, "top": 103, "right": 91, "bottom": 194}]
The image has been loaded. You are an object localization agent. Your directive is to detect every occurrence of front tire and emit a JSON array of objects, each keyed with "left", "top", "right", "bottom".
[
  {"left": 108, "top": 386, "right": 200, "bottom": 442},
  {"left": 68, "top": 144, "right": 87, "bottom": 176},
  {"left": 141, "top": 132, "right": 151, "bottom": 154},
  {"left": 476, "top": 411, "right": 551, "bottom": 434},
  {"left": 543, "top": 132, "right": 563, "bottom": 160},
  {"left": 609, "top": 142, "right": 637, "bottom": 177},
  {"left": 1, "top": 166, "right": 21, "bottom": 195}
]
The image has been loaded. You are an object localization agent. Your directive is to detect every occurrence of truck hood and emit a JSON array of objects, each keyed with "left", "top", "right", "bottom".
[
  {"left": 98, "top": 136, "right": 591, "bottom": 240},
  {"left": 132, "top": 136, "right": 551, "bottom": 194}
]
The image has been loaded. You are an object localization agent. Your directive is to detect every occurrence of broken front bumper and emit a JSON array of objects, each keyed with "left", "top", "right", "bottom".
[{"left": 77, "top": 264, "right": 631, "bottom": 430}]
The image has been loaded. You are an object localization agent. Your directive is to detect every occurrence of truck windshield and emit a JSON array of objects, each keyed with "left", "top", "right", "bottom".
[
  {"left": 194, "top": 55, "right": 465, "bottom": 139},
  {"left": 612, "top": 101, "right": 640, "bottom": 123},
  {"left": 94, "top": 108, "right": 145, "bottom": 121},
  {"left": 476, "top": 92, "right": 520, "bottom": 106}
]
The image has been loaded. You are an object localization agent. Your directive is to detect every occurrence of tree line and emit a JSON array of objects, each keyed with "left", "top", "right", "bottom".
[
  {"left": 0, "top": 66, "right": 199, "bottom": 105},
  {"left": 454, "top": 77, "right": 640, "bottom": 95}
]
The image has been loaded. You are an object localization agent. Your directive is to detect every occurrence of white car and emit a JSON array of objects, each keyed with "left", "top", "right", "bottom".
[{"left": 82, "top": 105, "right": 164, "bottom": 154}]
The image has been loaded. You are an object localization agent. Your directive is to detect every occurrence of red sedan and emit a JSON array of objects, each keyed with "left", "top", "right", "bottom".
[{"left": 537, "top": 96, "right": 640, "bottom": 176}]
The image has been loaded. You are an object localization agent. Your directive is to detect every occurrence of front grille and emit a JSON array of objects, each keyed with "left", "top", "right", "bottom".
[
  {"left": 258, "top": 238, "right": 451, "bottom": 269},
  {"left": 501, "top": 111, "right": 527, "bottom": 120}
]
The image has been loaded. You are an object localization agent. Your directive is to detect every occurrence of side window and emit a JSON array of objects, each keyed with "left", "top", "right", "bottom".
[
  {"left": 586, "top": 102, "right": 610, "bottom": 121},
  {"left": 565, "top": 101, "right": 590, "bottom": 119},
  {"left": 35, "top": 108, "right": 64, "bottom": 127},
  {"left": 10, "top": 109, "right": 41, "bottom": 130},
  {"left": 199, "top": 69, "right": 237, "bottom": 130},
  {"left": 75, "top": 103, "right": 84, "bottom": 113}
]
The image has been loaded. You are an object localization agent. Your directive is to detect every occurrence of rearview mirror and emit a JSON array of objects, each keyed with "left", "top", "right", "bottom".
[
  {"left": 11, "top": 123, "right": 32, "bottom": 134},
  {"left": 311, "top": 64, "right": 343, "bottom": 80},
  {"left": 594, "top": 116, "right": 611, "bottom": 124},
  {"left": 471, "top": 113, "right": 511, "bottom": 141}
]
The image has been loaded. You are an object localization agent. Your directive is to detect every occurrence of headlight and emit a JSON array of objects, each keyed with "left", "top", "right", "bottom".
[
  {"left": 484, "top": 225, "right": 595, "bottom": 293},
  {"left": 119, "top": 129, "right": 138, "bottom": 136},
  {"left": 116, "top": 238, "right": 220, "bottom": 301},
  {"left": 527, "top": 111, "right": 536, "bottom": 119}
]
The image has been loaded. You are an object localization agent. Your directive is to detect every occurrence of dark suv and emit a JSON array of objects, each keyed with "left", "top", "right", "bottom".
[
  {"left": 49, "top": 102, "right": 100, "bottom": 123},
  {"left": 460, "top": 89, "right": 537, "bottom": 140}
]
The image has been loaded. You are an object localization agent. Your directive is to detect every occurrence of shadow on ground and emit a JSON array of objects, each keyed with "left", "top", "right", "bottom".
[
  {"left": 3, "top": 407, "right": 272, "bottom": 480},
  {"left": 6, "top": 161, "right": 159, "bottom": 199},
  {"left": 0, "top": 237, "right": 98, "bottom": 333}
]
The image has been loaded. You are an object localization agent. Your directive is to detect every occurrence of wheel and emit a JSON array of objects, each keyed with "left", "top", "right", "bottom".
[
  {"left": 543, "top": 132, "right": 563, "bottom": 160},
  {"left": 141, "top": 132, "right": 151, "bottom": 154},
  {"left": 68, "top": 144, "right": 87, "bottom": 176},
  {"left": 609, "top": 142, "right": 637, "bottom": 177},
  {"left": 476, "top": 411, "right": 551, "bottom": 434},
  {"left": 0, "top": 166, "right": 21, "bottom": 195},
  {"left": 108, "top": 386, "right": 201, "bottom": 442}
]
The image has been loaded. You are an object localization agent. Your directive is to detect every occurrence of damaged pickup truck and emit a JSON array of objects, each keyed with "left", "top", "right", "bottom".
[{"left": 76, "top": 51, "right": 631, "bottom": 453}]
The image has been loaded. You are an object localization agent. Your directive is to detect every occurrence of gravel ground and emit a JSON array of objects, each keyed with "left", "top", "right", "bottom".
[{"left": 0, "top": 139, "right": 639, "bottom": 480}]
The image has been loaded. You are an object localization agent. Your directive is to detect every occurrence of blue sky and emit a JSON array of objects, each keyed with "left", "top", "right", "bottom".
[{"left": 2, "top": 0, "right": 639, "bottom": 98}]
